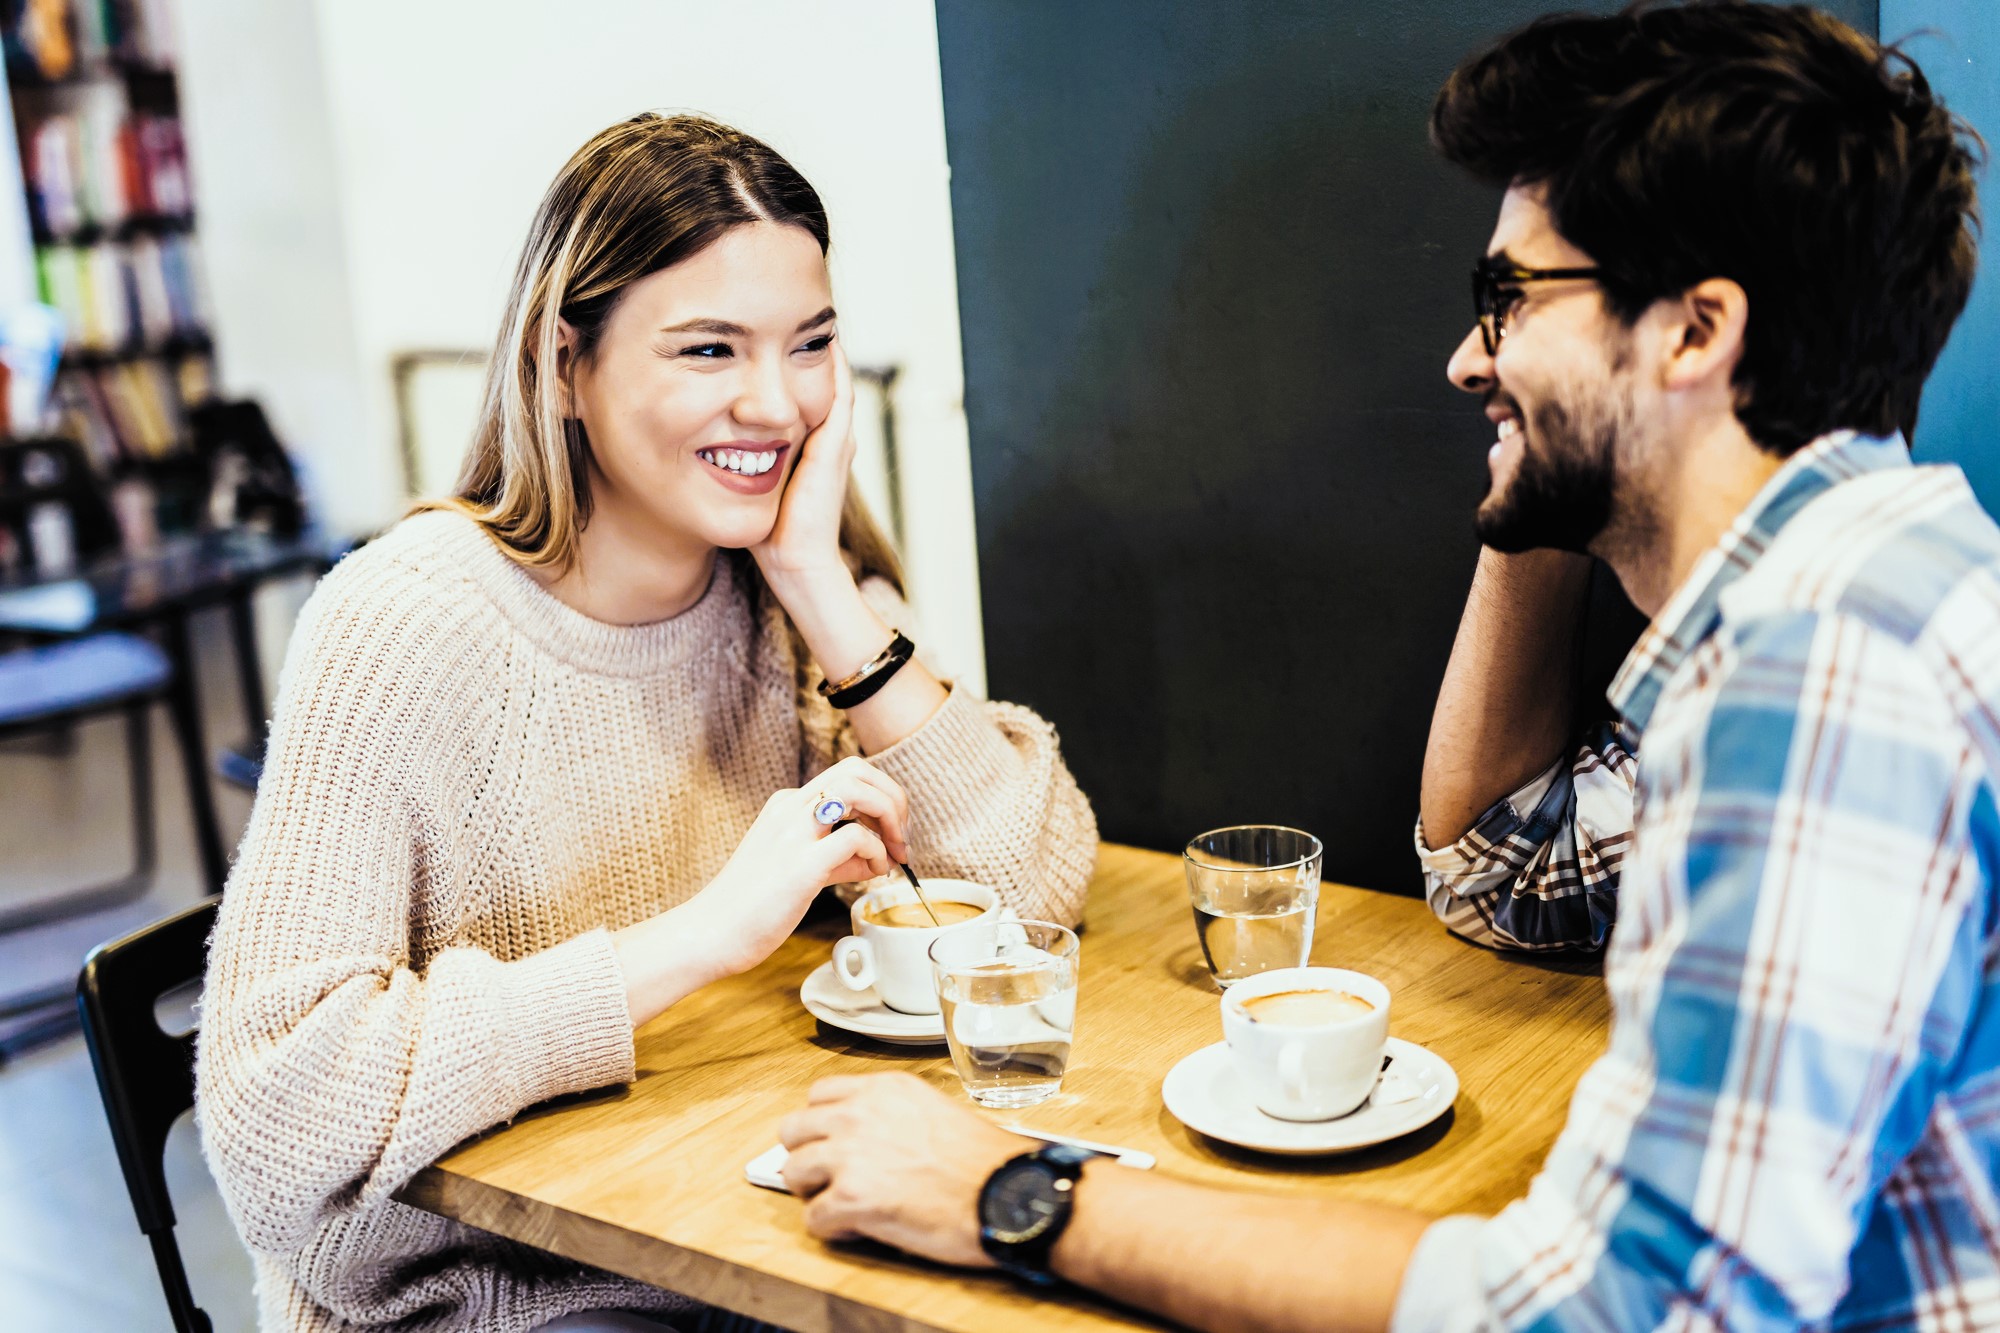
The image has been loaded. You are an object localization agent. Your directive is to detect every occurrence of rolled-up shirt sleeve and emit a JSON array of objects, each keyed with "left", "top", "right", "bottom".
[{"left": 1412, "top": 720, "right": 1637, "bottom": 952}]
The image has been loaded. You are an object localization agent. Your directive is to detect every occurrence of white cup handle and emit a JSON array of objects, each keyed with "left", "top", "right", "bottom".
[
  {"left": 832, "top": 936, "right": 876, "bottom": 992},
  {"left": 996, "top": 908, "right": 1029, "bottom": 949},
  {"left": 1279, "top": 1042, "right": 1310, "bottom": 1104}
]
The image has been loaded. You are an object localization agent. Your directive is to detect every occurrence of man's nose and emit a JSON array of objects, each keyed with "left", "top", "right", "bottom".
[{"left": 1446, "top": 325, "right": 1494, "bottom": 395}]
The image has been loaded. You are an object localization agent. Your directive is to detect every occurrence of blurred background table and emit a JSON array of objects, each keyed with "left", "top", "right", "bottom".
[
  {"left": 0, "top": 526, "right": 343, "bottom": 893},
  {"left": 402, "top": 843, "right": 1609, "bottom": 1332}
]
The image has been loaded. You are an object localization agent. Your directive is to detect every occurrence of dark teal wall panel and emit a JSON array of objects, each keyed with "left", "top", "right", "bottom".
[
  {"left": 1885, "top": 2, "right": 1998, "bottom": 513},
  {"left": 939, "top": 2, "right": 1881, "bottom": 889}
]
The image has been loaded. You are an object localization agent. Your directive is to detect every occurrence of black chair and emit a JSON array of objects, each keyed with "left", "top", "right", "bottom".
[{"left": 77, "top": 898, "right": 219, "bottom": 1333}]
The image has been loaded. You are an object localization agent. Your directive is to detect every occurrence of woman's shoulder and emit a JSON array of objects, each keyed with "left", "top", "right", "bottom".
[{"left": 288, "top": 509, "right": 512, "bottom": 685}]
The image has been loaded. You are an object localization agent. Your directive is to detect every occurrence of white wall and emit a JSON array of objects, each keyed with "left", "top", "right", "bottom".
[
  {"left": 177, "top": 0, "right": 988, "bottom": 690},
  {"left": 174, "top": 0, "right": 376, "bottom": 534}
]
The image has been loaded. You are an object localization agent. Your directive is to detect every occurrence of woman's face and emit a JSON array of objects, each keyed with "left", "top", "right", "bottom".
[{"left": 563, "top": 221, "right": 836, "bottom": 555}]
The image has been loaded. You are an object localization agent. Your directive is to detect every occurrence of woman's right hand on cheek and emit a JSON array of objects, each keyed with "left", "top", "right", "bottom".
[{"left": 687, "top": 757, "right": 912, "bottom": 977}]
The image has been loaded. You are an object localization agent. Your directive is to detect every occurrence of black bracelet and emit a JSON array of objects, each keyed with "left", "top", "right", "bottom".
[{"left": 818, "top": 631, "right": 915, "bottom": 709}]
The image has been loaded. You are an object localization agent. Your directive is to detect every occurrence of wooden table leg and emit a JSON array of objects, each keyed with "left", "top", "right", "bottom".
[{"left": 161, "top": 609, "right": 228, "bottom": 894}]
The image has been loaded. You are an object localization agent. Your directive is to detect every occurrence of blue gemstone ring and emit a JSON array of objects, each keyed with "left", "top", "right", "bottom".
[{"left": 813, "top": 796, "right": 848, "bottom": 827}]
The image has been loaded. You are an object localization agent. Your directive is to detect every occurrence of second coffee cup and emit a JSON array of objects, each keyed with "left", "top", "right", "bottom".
[
  {"left": 1221, "top": 966, "right": 1391, "bottom": 1120},
  {"left": 832, "top": 879, "right": 1007, "bottom": 1014}
]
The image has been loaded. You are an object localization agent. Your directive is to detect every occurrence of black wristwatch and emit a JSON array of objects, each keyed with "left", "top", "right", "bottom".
[{"left": 977, "top": 1144, "right": 1095, "bottom": 1285}]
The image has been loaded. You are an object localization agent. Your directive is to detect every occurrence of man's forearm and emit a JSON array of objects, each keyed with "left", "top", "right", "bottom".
[
  {"left": 1051, "top": 1162, "right": 1433, "bottom": 1333},
  {"left": 1420, "top": 548, "right": 1593, "bottom": 848}
]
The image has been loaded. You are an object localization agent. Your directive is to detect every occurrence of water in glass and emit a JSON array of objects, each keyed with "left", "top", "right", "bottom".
[
  {"left": 932, "top": 922, "right": 1079, "bottom": 1108},
  {"left": 1184, "top": 826, "right": 1323, "bottom": 987}
]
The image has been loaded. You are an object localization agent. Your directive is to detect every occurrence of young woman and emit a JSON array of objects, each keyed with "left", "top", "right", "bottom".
[{"left": 196, "top": 113, "right": 1097, "bottom": 1333}]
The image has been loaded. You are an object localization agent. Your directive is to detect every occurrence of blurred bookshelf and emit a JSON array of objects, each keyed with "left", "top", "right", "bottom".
[{"left": 3, "top": 0, "right": 217, "bottom": 519}]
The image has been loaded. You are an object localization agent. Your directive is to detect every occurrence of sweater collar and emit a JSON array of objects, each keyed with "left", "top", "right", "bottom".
[{"left": 418, "top": 510, "right": 753, "bottom": 678}]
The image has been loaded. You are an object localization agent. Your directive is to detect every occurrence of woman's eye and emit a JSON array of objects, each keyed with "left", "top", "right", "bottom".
[
  {"left": 1495, "top": 289, "right": 1526, "bottom": 320},
  {"left": 678, "top": 343, "right": 732, "bottom": 359},
  {"left": 798, "top": 333, "right": 835, "bottom": 355}
]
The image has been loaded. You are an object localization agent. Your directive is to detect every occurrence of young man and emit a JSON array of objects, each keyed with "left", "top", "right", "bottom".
[{"left": 777, "top": 5, "right": 1997, "bottom": 1329}]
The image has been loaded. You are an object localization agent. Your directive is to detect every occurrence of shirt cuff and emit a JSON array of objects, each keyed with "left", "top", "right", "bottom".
[
  {"left": 494, "top": 927, "right": 637, "bottom": 1109},
  {"left": 1413, "top": 753, "right": 1566, "bottom": 874},
  {"left": 1390, "top": 1214, "right": 1494, "bottom": 1333}
]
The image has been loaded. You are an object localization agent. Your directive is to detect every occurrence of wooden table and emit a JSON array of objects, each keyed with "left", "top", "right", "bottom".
[{"left": 402, "top": 844, "right": 1610, "bottom": 1332}]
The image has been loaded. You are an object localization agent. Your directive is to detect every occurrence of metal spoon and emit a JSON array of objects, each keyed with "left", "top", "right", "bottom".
[
  {"left": 832, "top": 818, "right": 939, "bottom": 925},
  {"left": 897, "top": 861, "right": 942, "bottom": 927}
]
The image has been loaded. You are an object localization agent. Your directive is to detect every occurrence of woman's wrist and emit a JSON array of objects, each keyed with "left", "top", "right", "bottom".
[
  {"left": 767, "top": 565, "right": 897, "bottom": 683},
  {"left": 613, "top": 895, "right": 743, "bottom": 1028}
]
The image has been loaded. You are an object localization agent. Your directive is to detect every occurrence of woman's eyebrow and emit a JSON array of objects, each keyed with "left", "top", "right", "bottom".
[
  {"left": 656, "top": 307, "right": 836, "bottom": 337},
  {"left": 659, "top": 317, "right": 748, "bottom": 336}
]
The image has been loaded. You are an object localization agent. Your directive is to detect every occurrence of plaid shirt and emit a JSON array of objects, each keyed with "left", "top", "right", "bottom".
[{"left": 1396, "top": 433, "right": 2000, "bottom": 1332}]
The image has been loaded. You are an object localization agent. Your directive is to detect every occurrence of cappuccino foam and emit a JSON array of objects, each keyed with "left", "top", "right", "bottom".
[{"left": 1239, "top": 987, "right": 1375, "bottom": 1026}]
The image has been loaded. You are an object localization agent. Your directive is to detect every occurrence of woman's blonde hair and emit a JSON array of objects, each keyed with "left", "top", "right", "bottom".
[{"left": 420, "top": 112, "right": 903, "bottom": 602}]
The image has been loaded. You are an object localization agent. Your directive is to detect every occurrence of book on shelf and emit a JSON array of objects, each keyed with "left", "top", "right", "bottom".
[
  {"left": 8, "top": 0, "right": 182, "bottom": 81},
  {"left": 17, "top": 96, "right": 192, "bottom": 237},
  {"left": 35, "top": 233, "right": 205, "bottom": 350},
  {"left": 49, "top": 344, "right": 210, "bottom": 467}
]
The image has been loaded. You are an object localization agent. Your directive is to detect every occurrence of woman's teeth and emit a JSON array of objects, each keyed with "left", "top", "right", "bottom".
[{"left": 698, "top": 448, "right": 779, "bottom": 475}]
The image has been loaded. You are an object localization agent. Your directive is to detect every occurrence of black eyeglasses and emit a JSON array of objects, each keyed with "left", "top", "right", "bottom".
[{"left": 1472, "top": 259, "right": 1605, "bottom": 355}]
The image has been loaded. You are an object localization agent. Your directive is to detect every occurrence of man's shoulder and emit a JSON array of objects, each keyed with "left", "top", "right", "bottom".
[{"left": 1720, "top": 460, "right": 2000, "bottom": 654}]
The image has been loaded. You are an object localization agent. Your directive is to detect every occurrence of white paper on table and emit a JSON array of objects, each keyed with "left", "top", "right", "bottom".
[{"left": 746, "top": 1129, "right": 1154, "bottom": 1192}]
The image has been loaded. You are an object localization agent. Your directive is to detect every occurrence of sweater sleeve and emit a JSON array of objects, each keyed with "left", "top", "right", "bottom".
[
  {"left": 797, "top": 578, "right": 1096, "bottom": 926},
  {"left": 194, "top": 561, "right": 636, "bottom": 1255},
  {"left": 862, "top": 687, "right": 1098, "bottom": 928}
]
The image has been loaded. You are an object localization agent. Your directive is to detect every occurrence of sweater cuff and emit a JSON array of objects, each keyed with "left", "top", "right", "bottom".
[
  {"left": 866, "top": 687, "right": 1017, "bottom": 838},
  {"left": 495, "top": 928, "right": 636, "bottom": 1109}
]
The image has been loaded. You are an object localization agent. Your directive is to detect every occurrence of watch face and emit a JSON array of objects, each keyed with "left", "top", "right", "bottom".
[{"left": 985, "top": 1161, "right": 1067, "bottom": 1244}]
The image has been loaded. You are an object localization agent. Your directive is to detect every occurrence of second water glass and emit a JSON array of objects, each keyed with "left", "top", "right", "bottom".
[{"left": 1183, "top": 825, "right": 1323, "bottom": 987}]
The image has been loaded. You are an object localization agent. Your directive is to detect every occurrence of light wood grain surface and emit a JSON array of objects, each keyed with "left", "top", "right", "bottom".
[{"left": 401, "top": 844, "right": 1609, "bottom": 1332}]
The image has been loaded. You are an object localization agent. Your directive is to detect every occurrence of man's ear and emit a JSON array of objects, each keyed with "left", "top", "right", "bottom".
[
  {"left": 1661, "top": 277, "right": 1748, "bottom": 393},
  {"left": 553, "top": 317, "right": 582, "bottom": 418}
]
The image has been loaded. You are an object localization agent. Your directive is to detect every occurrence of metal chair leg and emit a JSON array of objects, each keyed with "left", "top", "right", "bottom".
[{"left": 160, "top": 611, "right": 228, "bottom": 894}]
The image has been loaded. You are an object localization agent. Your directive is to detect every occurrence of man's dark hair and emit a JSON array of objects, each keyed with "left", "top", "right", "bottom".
[{"left": 1432, "top": 0, "right": 1982, "bottom": 454}]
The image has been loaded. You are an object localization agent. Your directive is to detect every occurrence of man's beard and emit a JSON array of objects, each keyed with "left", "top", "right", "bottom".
[{"left": 1473, "top": 389, "right": 1629, "bottom": 555}]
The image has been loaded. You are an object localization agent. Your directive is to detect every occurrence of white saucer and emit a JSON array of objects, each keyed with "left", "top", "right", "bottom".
[
  {"left": 800, "top": 961, "right": 945, "bottom": 1045},
  {"left": 1161, "top": 1037, "right": 1458, "bottom": 1156}
]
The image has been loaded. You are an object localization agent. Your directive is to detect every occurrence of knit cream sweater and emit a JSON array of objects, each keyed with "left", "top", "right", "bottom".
[{"left": 195, "top": 510, "right": 1098, "bottom": 1332}]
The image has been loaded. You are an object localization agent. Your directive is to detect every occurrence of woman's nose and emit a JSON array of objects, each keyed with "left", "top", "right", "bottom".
[{"left": 734, "top": 357, "right": 801, "bottom": 429}]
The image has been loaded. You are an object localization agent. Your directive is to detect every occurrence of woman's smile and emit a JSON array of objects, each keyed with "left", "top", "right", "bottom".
[{"left": 695, "top": 441, "right": 791, "bottom": 495}]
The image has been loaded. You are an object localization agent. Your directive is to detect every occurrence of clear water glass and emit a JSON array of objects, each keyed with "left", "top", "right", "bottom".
[
  {"left": 929, "top": 920, "right": 1080, "bottom": 1108},
  {"left": 1183, "top": 825, "right": 1323, "bottom": 987}
]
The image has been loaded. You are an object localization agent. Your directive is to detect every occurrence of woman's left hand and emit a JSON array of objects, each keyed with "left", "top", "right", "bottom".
[{"left": 753, "top": 342, "right": 855, "bottom": 590}]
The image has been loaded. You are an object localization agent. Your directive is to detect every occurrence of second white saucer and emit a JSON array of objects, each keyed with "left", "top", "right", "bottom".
[
  {"left": 800, "top": 960, "right": 945, "bottom": 1045},
  {"left": 1161, "top": 1036, "right": 1458, "bottom": 1155}
]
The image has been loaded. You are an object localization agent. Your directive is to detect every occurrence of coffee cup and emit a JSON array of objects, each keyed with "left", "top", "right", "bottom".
[
  {"left": 832, "top": 879, "right": 1008, "bottom": 1014},
  {"left": 1221, "top": 966, "right": 1390, "bottom": 1121}
]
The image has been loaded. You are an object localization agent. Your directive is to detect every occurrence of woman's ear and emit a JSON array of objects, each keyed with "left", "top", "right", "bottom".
[{"left": 554, "top": 318, "right": 582, "bottom": 419}]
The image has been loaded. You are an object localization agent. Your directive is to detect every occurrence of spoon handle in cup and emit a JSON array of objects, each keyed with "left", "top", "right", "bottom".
[{"left": 832, "top": 818, "right": 941, "bottom": 927}]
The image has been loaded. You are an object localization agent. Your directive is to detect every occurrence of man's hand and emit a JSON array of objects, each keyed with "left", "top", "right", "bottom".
[{"left": 778, "top": 1073, "right": 1032, "bottom": 1267}]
